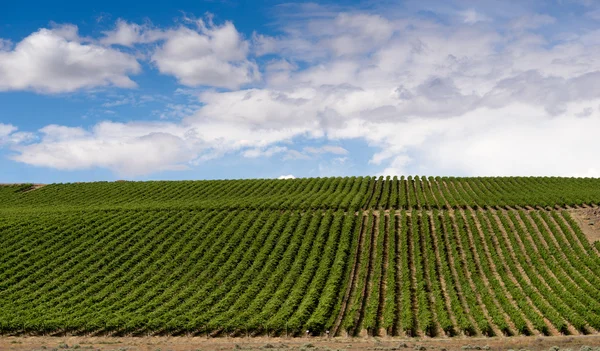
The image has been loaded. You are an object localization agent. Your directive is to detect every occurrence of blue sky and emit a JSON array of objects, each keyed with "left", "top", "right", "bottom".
[{"left": 1, "top": 0, "right": 600, "bottom": 183}]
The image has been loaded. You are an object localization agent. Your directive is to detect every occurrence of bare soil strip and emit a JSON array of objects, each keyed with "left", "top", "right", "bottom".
[
  {"left": 3, "top": 334, "right": 600, "bottom": 351},
  {"left": 565, "top": 208, "right": 600, "bottom": 253}
]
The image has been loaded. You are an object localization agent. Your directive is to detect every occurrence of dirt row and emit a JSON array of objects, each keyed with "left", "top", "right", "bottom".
[{"left": 3, "top": 334, "right": 600, "bottom": 351}]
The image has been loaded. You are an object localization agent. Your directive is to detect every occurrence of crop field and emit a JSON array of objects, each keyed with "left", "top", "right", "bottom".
[{"left": 1, "top": 176, "right": 600, "bottom": 338}]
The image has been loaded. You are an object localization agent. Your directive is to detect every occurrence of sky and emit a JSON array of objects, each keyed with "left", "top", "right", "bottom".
[{"left": 1, "top": 0, "right": 600, "bottom": 183}]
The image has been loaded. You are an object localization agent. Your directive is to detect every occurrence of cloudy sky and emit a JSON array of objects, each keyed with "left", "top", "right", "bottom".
[{"left": 1, "top": 0, "right": 600, "bottom": 182}]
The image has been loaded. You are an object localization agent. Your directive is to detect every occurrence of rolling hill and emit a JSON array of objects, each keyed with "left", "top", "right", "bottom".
[{"left": 1, "top": 176, "right": 600, "bottom": 337}]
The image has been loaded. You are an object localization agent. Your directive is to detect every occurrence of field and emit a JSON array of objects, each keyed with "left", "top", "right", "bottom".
[
  {"left": 1, "top": 176, "right": 600, "bottom": 340},
  {"left": 3, "top": 335, "right": 600, "bottom": 351}
]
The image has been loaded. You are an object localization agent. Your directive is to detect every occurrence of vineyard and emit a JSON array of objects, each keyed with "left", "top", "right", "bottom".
[{"left": 1, "top": 176, "right": 600, "bottom": 338}]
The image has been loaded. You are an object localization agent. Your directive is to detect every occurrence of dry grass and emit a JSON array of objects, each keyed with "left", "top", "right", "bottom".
[{"left": 2, "top": 335, "right": 600, "bottom": 351}]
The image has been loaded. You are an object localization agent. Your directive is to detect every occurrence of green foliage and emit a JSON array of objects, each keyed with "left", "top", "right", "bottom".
[{"left": 2, "top": 177, "right": 600, "bottom": 337}]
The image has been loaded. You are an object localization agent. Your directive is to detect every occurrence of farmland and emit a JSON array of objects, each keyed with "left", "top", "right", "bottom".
[{"left": 1, "top": 176, "right": 600, "bottom": 338}]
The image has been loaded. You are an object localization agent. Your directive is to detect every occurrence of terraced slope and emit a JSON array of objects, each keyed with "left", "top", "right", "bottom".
[{"left": 1, "top": 177, "right": 600, "bottom": 337}]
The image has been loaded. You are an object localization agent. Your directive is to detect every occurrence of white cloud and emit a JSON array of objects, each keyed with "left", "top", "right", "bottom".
[
  {"left": 9, "top": 115, "right": 310, "bottom": 176},
  {"left": 304, "top": 145, "right": 348, "bottom": 155},
  {"left": 283, "top": 150, "right": 311, "bottom": 160},
  {"left": 0, "top": 124, "right": 17, "bottom": 139},
  {"left": 242, "top": 146, "right": 288, "bottom": 158},
  {"left": 100, "top": 20, "right": 146, "bottom": 46},
  {"left": 0, "top": 25, "right": 141, "bottom": 93},
  {"left": 461, "top": 9, "right": 490, "bottom": 24},
  {"left": 278, "top": 174, "right": 296, "bottom": 179},
  {"left": 153, "top": 103, "right": 202, "bottom": 120},
  {"left": 100, "top": 19, "right": 168, "bottom": 47},
  {"left": 6, "top": 6, "right": 600, "bottom": 178},
  {"left": 412, "top": 103, "right": 600, "bottom": 177},
  {"left": 240, "top": 144, "right": 349, "bottom": 162},
  {"left": 254, "top": 12, "right": 395, "bottom": 60},
  {"left": 151, "top": 19, "right": 259, "bottom": 89},
  {"left": 0, "top": 16, "right": 257, "bottom": 93},
  {"left": 0, "top": 124, "right": 34, "bottom": 146},
  {"left": 11, "top": 122, "right": 194, "bottom": 177},
  {"left": 102, "top": 97, "right": 134, "bottom": 107}
]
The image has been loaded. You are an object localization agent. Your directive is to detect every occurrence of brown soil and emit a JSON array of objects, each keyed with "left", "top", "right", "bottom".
[
  {"left": 24, "top": 184, "right": 46, "bottom": 192},
  {"left": 2, "top": 334, "right": 600, "bottom": 351},
  {"left": 0, "top": 183, "right": 46, "bottom": 192},
  {"left": 568, "top": 208, "right": 600, "bottom": 244}
]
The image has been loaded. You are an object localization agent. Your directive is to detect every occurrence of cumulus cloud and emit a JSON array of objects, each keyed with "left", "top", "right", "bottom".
[
  {"left": 254, "top": 12, "right": 395, "bottom": 60},
  {"left": 0, "top": 124, "right": 17, "bottom": 139},
  {"left": 100, "top": 20, "right": 153, "bottom": 46},
  {"left": 304, "top": 145, "right": 348, "bottom": 155},
  {"left": 240, "top": 144, "right": 349, "bottom": 162},
  {"left": 0, "top": 16, "right": 258, "bottom": 94},
  {"left": 278, "top": 174, "right": 296, "bottom": 179},
  {"left": 5, "top": 4, "right": 600, "bottom": 177},
  {"left": 242, "top": 146, "right": 288, "bottom": 158},
  {"left": 100, "top": 19, "right": 171, "bottom": 47},
  {"left": 100, "top": 20, "right": 145, "bottom": 46},
  {"left": 151, "top": 19, "right": 259, "bottom": 89},
  {"left": 8, "top": 115, "right": 310, "bottom": 176},
  {"left": 0, "top": 25, "right": 141, "bottom": 93},
  {"left": 0, "top": 124, "right": 34, "bottom": 146},
  {"left": 11, "top": 122, "right": 194, "bottom": 177}
]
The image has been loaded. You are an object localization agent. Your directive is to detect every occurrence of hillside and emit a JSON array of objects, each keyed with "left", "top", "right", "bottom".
[{"left": 1, "top": 176, "right": 600, "bottom": 337}]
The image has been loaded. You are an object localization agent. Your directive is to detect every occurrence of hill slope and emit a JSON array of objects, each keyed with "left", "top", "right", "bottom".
[{"left": 1, "top": 177, "right": 600, "bottom": 337}]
